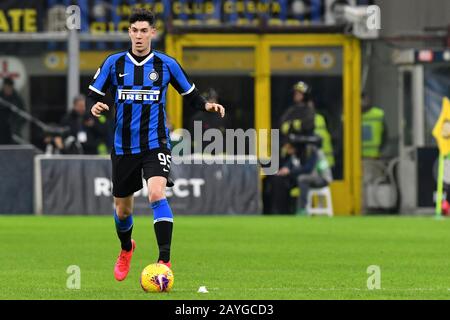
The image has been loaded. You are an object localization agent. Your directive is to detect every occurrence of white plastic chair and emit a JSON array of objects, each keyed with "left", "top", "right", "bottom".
[{"left": 306, "top": 186, "right": 333, "bottom": 217}]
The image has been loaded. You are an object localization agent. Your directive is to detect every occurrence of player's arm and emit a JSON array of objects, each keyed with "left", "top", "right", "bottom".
[
  {"left": 88, "top": 91, "right": 109, "bottom": 118},
  {"left": 168, "top": 59, "right": 225, "bottom": 118},
  {"left": 88, "top": 57, "right": 113, "bottom": 117},
  {"left": 184, "top": 89, "right": 225, "bottom": 118}
]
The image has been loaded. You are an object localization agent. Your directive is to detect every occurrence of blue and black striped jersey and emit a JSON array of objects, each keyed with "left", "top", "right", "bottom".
[{"left": 89, "top": 50, "right": 195, "bottom": 155}]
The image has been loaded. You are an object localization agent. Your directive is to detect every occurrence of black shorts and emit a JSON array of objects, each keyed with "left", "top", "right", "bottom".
[{"left": 111, "top": 148, "right": 171, "bottom": 198}]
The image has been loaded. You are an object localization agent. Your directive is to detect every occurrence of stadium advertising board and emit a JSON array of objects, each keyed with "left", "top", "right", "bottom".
[
  {"left": 36, "top": 156, "right": 260, "bottom": 215},
  {"left": 0, "top": 146, "right": 35, "bottom": 214},
  {"left": 0, "top": 1, "right": 42, "bottom": 32},
  {"left": 0, "top": 0, "right": 333, "bottom": 34}
]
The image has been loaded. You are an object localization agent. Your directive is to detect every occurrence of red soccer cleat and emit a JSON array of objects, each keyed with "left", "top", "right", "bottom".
[
  {"left": 114, "top": 239, "right": 136, "bottom": 281},
  {"left": 158, "top": 260, "right": 172, "bottom": 269}
]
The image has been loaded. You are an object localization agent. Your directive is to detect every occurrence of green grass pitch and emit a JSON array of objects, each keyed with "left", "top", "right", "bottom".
[{"left": 1, "top": 215, "right": 450, "bottom": 300}]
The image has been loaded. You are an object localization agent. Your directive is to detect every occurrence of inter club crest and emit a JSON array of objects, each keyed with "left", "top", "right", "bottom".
[{"left": 149, "top": 70, "right": 159, "bottom": 82}]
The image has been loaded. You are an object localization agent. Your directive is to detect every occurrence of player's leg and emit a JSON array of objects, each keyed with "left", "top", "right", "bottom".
[
  {"left": 143, "top": 148, "right": 173, "bottom": 267},
  {"left": 148, "top": 176, "right": 173, "bottom": 266},
  {"left": 111, "top": 152, "right": 144, "bottom": 280},
  {"left": 114, "top": 196, "right": 135, "bottom": 251},
  {"left": 113, "top": 194, "right": 138, "bottom": 281}
]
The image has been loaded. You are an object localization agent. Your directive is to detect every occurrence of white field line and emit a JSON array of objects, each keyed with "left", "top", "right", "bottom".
[
  {"left": 209, "top": 287, "right": 450, "bottom": 292},
  {"left": 102, "top": 287, "right": 450, "bottom": 292},
  {"left": 22, "top": 287, "right": 450, "bottom": 293}
]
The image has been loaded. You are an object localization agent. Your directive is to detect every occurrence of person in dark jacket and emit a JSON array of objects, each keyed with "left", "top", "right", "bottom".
[
  {"left": 277, "top": 135, "right": 332, "bottom": 215},
  {"left": 263, "top": 82, "right": 316, "bottom": 214},
  {"left": 0, "top": 97, "right": 12, "bottom": 145},
  {"left": 0, "top": 78, "right": 26, "bottom": 144},
  {"left": 60, "top": 94, "right": 106, "bottom": 154},
  {"left": 279, "top": 81, "right": 316, "bottom": 152}
]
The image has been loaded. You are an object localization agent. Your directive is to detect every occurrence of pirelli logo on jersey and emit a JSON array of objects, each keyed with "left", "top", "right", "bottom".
[{"left": 118, "top": 89, "right": 160, "bottom": 102}]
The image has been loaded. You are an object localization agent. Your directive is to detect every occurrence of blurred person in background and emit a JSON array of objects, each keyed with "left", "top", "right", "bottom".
[
  {"left": 361, "top": 92, "right": 388, "bottom": 212},
  {"left": 361, "top": 92, "right": 386, "bottom": 159},
  {"left": 0, "top": 77, "right": 26, "bottom": 143},
  {"left": 263, "top": 81, "right": 316, "bottom": 214},
  {"left": 276, "top": 134, "right": 333, "bottom": 215},
  {"left": 279, "top": 81, "right": 316, "bottom": 157},
  {"left": 43, "top": 127, "right": 69, "bottom": 155},
  {"left": 314, "top": 111, "right": 335, "bottom": 168},
  {"left": 0, "top": 97, "right": 12, "bottom": 145},
  {"left": 60, "top": 94, "right": 107, "bottom": 154}
]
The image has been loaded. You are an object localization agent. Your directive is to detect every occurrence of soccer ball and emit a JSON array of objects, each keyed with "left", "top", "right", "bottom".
[{"left": 140, "top": 263, "right": 174, "bottom": 293}]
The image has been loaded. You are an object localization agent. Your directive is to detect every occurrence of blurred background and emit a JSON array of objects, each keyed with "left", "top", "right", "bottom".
[{"left": 1, "top": 0, "right": 450, "bottom": 217}]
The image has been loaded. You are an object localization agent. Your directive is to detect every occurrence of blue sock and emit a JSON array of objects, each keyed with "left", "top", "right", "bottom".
[
  {"left": 114, "top": 211, "right": 133, "bottom": 251},
  {"left": 151, "top": 199, "right": 173, "bottom": 263},
  {"left": 151, "top": 199, "right": 173, "bottom": 223}
]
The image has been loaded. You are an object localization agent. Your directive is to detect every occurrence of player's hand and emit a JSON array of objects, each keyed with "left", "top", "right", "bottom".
[
  {"left": 91, "top": 102, "right": 109, "bottom": 118},
  {"left": 205, "top": 102, "right": 225, "bottom": 118},
  {"left": 277, "top": 167, "right": 290, "bottom": 176}
]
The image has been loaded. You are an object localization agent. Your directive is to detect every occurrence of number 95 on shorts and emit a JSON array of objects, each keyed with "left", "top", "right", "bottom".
[{"left": 111, "top": 148, "right": 172, "bottom": 198}]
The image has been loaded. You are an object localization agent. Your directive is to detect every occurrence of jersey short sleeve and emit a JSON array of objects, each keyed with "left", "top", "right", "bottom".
[
  {"left": 167, "top": 58, "right": 195, "bottom": 96},
  {"left": 89, "top": 55, "right": 116, "bottom": 96}
]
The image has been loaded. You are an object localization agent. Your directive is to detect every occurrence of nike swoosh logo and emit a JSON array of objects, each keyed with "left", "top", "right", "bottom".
[{"left": 119, "top": 73, "right": 129, "bottom": 78}]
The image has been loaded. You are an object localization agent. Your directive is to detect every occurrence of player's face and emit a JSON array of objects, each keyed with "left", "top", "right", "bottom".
[{"left": 128, "top": 21, "right": 155, "bottom": 54}]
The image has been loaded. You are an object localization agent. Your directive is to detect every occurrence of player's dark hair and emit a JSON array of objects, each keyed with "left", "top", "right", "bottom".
[{"left": 129, "top": 8, "right": 155, "bottom": 27}]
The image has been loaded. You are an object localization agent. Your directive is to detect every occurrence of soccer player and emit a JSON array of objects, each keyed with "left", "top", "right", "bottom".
[{"left": 88, "top": 8, "right": 225, "bottom": 281}]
